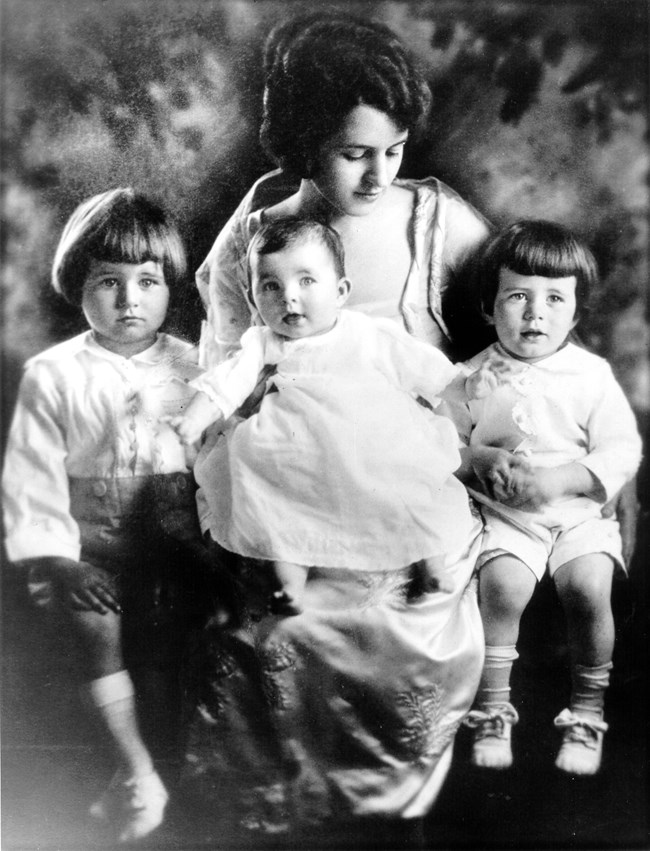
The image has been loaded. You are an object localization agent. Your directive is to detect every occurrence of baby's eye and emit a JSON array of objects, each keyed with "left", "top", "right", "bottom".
[
  {"left": 300, "top": 276, "right": 316, "bottom": 286},
  {"left": 262, "top": 281, "right": 280, "bottom": 292}
]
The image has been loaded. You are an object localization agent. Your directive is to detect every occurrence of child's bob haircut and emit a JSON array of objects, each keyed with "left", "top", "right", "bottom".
[
  {"left": 246, "top": 218, "right": 347, "bottom": 287},
  {"left": 52, "top": 188, "right": 187, "bottom": 306},
  {"left": 480, "top": 220, "right": 598, "bottom": 322}
]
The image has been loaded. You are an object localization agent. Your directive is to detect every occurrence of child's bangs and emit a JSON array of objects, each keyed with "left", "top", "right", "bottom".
[
  {"left": 507, "top": 241, "right": 581, "bottom": 280},
  {"left": 92, "top": 223, "right": 167, "bottom": 268}
]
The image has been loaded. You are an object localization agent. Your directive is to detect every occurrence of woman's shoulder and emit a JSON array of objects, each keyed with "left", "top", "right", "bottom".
[{"left": 397, "top": 176, "right": 491, "bottom": 232}]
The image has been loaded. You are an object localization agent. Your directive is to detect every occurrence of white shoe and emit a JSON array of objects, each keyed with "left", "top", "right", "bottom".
[
  {"left": 554, "top": 708, "right": 608, "bottom": 775},
  {"left": 89, "top": 770, "right": 169, "bottom": 842},
  {"left": 464, "top": 702, "right": 519, "bottom": 769}
]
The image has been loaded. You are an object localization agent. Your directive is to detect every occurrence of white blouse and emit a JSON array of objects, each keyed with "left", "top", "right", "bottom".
[{"left": 2, "top": 332, "right": 202, "bottom": 561}]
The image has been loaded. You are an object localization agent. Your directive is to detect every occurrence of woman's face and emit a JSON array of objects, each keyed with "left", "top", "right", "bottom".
[{"left": 311, "top": 104, "right": 408, "bottom": 217}]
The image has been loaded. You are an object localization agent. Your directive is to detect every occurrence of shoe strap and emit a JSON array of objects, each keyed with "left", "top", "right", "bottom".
[
  {"left": 553, "top": 708, "right": 608, "bottom": 736},
  {"left": 464, "top": 704, "right": 519, "bottom": 730}
]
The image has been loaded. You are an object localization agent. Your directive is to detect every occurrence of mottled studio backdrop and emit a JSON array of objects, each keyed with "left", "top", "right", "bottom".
[{"left": 2, "top": 0, "right": 649, "bottom": 424}]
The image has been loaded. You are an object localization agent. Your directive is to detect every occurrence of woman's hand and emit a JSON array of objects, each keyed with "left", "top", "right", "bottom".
[{"left": 44, "top": 557, "right": 121, "bottom": 614}]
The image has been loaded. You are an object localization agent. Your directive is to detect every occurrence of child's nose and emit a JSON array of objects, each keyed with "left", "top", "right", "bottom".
[
  {"left": 524, "top": 299, "right": 544, "bottom": 320},
  {"left": 281, "top": 284, "right": 299, "bottom": 305},
  {"left": 118, "top": 281, "right": 140, "bottom": 308}
]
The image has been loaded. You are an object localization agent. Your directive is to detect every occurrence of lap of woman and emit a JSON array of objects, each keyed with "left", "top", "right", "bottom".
[{"left": 181, "top": 519, "right": 484, "bottom": 834}]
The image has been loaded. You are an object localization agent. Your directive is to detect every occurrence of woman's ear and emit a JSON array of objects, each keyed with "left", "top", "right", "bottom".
[{"left": 337, "top": 277, "right": 351, "bottom": 306}]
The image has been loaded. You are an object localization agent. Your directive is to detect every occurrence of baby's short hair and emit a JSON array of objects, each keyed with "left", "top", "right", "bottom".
[
  {"left": 247, "top": 218, "right": 346, "bottom": 285},
  {"left": 480, "top": 220, "right": 598, "bottom": 321},
  {"left": 52, "top": 187, "right": 186, "bottom": 306}
]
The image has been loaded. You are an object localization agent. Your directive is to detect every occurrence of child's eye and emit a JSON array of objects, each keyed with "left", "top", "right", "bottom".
[
  {"left": 300, "top": 276, "right": 316, "bottom": 286},
  {"left": 99, "top": 278, "right": 119, "bottom": 289},
  {"left": 139, "top": 278, "right": 160, "bottom": 288},
  {"left": 508, "top": 292, "right": 526, "bottom": 301},
  {"left": 262, "top": 281, "right": 279, "bottom": 292},
  {"left": 548, "top": 294, "right": 563, "bottom": 303}
]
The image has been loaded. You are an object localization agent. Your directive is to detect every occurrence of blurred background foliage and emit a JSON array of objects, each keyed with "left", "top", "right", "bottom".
[{"left": 2, "top": 0, "right": 648, "bottom": 418}]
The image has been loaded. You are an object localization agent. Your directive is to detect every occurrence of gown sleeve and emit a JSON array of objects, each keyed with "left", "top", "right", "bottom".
[{"left": 191, "top": 328, "right": 270, "bottom": 421}]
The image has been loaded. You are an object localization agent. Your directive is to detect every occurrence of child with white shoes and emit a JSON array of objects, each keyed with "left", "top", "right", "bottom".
[
  {"left": 171, "top": 218, "right": 476, "bottom": 615},
  {"left": 2, "top": 188, "right": 207, "bottom": 842},
  {"left": 444, "top": 220, "right": 642, "bottom": 775}
]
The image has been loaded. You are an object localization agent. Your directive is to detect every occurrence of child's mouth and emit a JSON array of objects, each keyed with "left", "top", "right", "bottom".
[{"left": 283, "top": 314, "right": 304, "bottom": 325}]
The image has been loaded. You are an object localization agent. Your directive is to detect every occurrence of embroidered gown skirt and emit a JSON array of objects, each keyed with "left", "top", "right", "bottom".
[{"left": 181, "top": 518, "right": 484, "bottom": 834}]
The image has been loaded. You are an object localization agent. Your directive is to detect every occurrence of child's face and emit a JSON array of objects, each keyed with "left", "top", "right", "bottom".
[
  {"left": 250, "top": 239, "right": 350, "bottom": 339},
  {"left": 312, "top": 104, "right": 408, "bottom": 217},
  {"left": 82, "top": 260, "right": 169, "bottom": 357},
  {"left": 488, "top": 269, "right": 578, "bottom": 363}
]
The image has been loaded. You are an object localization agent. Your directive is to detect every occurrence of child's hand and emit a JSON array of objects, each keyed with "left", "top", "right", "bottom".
[
  {"left": 470, "top": 445, "right": 532, "bottom": 501},
  {"left": 46, "top": 557, "right": 121, "bottom": 614}
]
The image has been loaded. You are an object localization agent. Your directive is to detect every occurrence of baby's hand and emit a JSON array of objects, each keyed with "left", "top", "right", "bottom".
[
  {"left": 163, "top": 391, "right": 224, "bottom": 446},
  {"left": 47, "top": 557, "right": 121, "bottom": 614},
  {"left": 165, "top": 414, "right": 206, "bottom": 446}
]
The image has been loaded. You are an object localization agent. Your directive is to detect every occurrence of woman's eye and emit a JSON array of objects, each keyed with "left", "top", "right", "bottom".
[
  {"left": 344, "top": 152, "right": 365, "bottom": 161},
  {"left": 387, "top": 148, "right": 403, "bottom": 158}
]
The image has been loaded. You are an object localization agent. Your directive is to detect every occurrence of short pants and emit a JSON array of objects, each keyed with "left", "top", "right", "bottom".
[{"left": 476, "top": 505, "right": 625, "bottom": 580}]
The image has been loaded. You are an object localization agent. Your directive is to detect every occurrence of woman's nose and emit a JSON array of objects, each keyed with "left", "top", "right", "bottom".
[{"left": 366, "top": 155, "right": 389, "bottom": 188}]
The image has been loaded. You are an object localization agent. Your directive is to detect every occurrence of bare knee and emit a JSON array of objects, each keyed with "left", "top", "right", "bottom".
[
  {"left": 479, "top": 556, "right": 537, "bottom": 622},
  {"left": 69, "top": 608, "right": 124, "bottom": 679},
  {"left": 554, "top": 554, "right": 614, "bottom": 618}
]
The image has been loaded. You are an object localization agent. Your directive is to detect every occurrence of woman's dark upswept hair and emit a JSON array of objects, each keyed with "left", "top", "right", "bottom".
[
  {"left": 480, "top": 220, "right": 599, "bottom": 322},
  {"left": 52, "top": 188, "right": 186, "bottom": 306},
  {"left": 260, "top": 13, "right": 432, "bottom": 178}
]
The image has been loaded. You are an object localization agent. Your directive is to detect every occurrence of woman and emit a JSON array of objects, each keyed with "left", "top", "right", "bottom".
[{"left": 183, "top": 13, "right": 489, "bottom": 841}]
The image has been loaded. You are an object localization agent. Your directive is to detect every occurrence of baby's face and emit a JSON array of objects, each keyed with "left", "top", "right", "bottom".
[
  {"left": 82, "top": 259, "right": 169, "bottom": 357},
  {"left": 250, "top": 239, "right": 349, "bottom": 339},
  {"left": 489, "top": 268, "right": 577, "bottom": 363}
]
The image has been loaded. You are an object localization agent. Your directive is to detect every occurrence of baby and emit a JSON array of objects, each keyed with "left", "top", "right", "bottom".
[{"left": 171, "top": 218, "right": 476, "bottom": 614}]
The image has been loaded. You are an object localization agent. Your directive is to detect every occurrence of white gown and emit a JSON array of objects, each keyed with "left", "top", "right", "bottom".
[{"left": 194, "top": 310, "right": 476, "bottom": 569}]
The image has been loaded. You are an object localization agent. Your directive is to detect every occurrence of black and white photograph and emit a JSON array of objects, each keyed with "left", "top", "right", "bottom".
[{"left": 1, "top": 1, "right": 648, "bottom": 849}]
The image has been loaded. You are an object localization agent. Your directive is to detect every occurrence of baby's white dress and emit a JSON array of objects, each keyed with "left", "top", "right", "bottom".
[{"left": 194, "top": 310, "right": 475, "bottom": 569}]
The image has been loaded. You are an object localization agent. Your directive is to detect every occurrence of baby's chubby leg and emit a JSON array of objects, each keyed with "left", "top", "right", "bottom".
[{"left": 270, "top": 561, "right": 309, "bottom": 616}]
